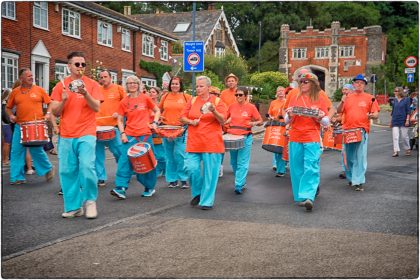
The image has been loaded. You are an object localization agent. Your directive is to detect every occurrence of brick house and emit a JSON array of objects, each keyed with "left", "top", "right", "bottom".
[
  {"left": 279, "top": 21, "right": 387, "bottom": 95},
  {"left": 1, "top": 1, "right": 178, "bottom": 92}
]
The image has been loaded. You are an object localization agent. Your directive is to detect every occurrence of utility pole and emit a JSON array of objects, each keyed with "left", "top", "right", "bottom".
[
  {"left": 191, "top": 2, "right": 196, "bottom": 96},
  {"left": 258, "top": 21, "right": 262, "bottom": 72}
]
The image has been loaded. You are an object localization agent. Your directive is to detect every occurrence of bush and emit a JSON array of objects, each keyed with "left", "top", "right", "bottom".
[
  {"left": 249, "top": 71, "right": 288, "bottom": 102},
  {"left": 205, "top": 51, "right": 249, "bottom": 84},
  {"left": 333, "top": 88, "right": 343, "bottom": 102}
]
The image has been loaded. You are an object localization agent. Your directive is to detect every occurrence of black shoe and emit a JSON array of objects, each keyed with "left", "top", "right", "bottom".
[
  {"left": 304, "top": 199, "right": 313, "bottom": 211},
  {"left": 58, "top": 189, "right": 63, "bottom": 195},
  {"left": 338, "top": 172, "right": 346, "bottom": 179},
  {"left": 97, "top": 180, "right": 106, "bottom": 187},
  {"left": 353, "top": 184, "right": 364, "bottom": 191},
  {"left": 168, "top": 181, "right": 179, "bottom": 188},
  {"left": 190, "top": 195, "right": 200, "bottom": 206},
  {"left": 275, "top": 173, "right": 285, "bottom": 177},
  {"left": 200, "top": 205, "right": 213, "bottom": 210}
]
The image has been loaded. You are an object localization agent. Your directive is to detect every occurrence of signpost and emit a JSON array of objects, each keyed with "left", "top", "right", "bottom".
[
  {"left": 407, "top": 73, "right": 415, "bottom": 83},
  {"left": 404, "top": 56, "right": 417, "bottom": 84},
  {"left": 183, "top": 41, "right": 204, "bottom": 72}
]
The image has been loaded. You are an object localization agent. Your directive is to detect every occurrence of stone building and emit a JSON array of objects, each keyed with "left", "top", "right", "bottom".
[{"left": 279, "top": 21, "right": 387, "bottom": 96}]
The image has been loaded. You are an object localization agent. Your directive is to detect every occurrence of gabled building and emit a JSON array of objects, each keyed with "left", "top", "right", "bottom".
[
  {"left": 279, "top": 21, "right": 387, "bottom": 95},
  {"left": 129, "top": 6, "right": 240, "bottom": 57},
  {"left": 1, "top": 1, "right": 178, "bottom": 92}
]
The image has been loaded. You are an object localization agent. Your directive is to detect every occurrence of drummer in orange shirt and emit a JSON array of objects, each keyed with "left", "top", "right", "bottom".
[
  {"left": 95, "top": 70, "right": 127, "bottom": 187},
  {"left": 225, "top": 86, "right": 262, "bottom": 194},
  {"left": 180, "top": 76, "right": 227, "bottom": 210},
  {"left": 51, "top": 51, "right": 103, "bottom": 219},
  {"left": 159, "top": 77, "right": 191, "bottom": 189},
  {"left": 110, "top": 76, "right": 161, "bottom": 200},
  {"left": 6, "top": 68, "right": 55, "bottom": 185},
  {"left": 285, "top": 73, "right": 330, "bottom": 212}
]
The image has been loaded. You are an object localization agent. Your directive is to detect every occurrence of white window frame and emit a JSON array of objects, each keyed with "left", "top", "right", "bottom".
[
  {"left": 121, "top": 28, "right": 131, "bottom": 52},
  {"left": 2, "top": 2, "right": 15, "bottom": 20},
  {"left": 160, "top": 40, "right": 168, "bottom": 61},
  {"left": 339, "top": 46, "right": 355, "bottom": 58},
  {"left": 315, "top": 47, "right": 329, "bottom": 59},
  {"left": 142, "top": 34, "right": 154, "bottom": 57},
  {"left": 1, "top": 52, "right": 19, "bottom": 90},
  {"left": 292, "top": 48, "right": 307, "bottom": 60},
  {"left": 173, "top": 23, "right": 190, "bottom": 33},
  {"left": 215, "top": 47, "right": 225, "bottom": 57},
  {"left": 97, "top": 20, "right": 113, "bottom": 47},
  {"left": 33, "top": 2, "right": 48, "bottom": 30},
  {"left": 110, "top": 71, "right": 118, "bottom": 84},
  {"left": 54, "top": 63, "right": 70, "bottom": 81},
  {"left": 121, "top": 69, "right": 135, "bottom": 88},
  {"left": 141, "top": 78, "right": 156, "bottom": 88},
  {"left": 62, "top": 8, "right": 80, "bottom": 38}
]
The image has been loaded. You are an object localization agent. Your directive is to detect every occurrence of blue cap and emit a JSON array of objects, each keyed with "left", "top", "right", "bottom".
[
  {"left": 343, "top": 84, "right": 354, "bottom": 90},
  {"left": 352, "top": 74, "right": 368, "bottom": 84}
]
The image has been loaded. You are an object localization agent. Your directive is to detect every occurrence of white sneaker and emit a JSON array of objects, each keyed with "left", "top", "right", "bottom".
[
  {"left": 85, "top": 200, "right": 98, "bottom": 219},
  {"left": 26, "top": 169, "right": 35, "bottom": 175},
  {"left": 219, "top": 165, "right": 223, "bottom": 177},
  {"left": 62, "top": 207, "right": 84, "bottom": 218}
]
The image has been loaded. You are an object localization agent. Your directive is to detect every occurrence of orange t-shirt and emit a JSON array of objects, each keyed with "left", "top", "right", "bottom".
[
  {"left": 159, "top": 92, "right": 192, "bottom": 126},
  {"left": 51, "top": 76, "right": 103, "bottom": 138},
  {"left": 6, "top": 85, "right": 51, "bottom": 123},
  {"left": 118, "top": 94, "right": 156, "bottom": 137},
  {"left": 285, "top": 88, "right": 332, "bottom": 110},
  {"left": 96, "top": 84, "right": 126, "bottom": 126},
  {"left": 227, "top": 102, "right": 262, "bottom": 135},
  {"left": 181, "top": 95, "right": 227, "bottom": 153},
  {"left": 341, "top": 92, "right": 380, "bottom": 133},
  {"left": 220, "top": 88, "right": 237, "bottom": 108},
  {"left": 288, "top": 94, "right": 329, "bottom": 143},
  {"left": 268, "top": 99, "right": 286, "bottom": 119}
]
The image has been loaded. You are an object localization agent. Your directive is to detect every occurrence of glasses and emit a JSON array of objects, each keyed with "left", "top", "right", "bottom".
[
  {"left": 73, "top": 62, "right": 86, "bottom": 68},
  {"left": 235, "top": 94, "right": 244, "bottom": 97},
  {"left": 300, "top": 80, "right": 310, "bottom": 84},
  {"left": 126, "top": 82, "right": 138, "bottom": 85}
]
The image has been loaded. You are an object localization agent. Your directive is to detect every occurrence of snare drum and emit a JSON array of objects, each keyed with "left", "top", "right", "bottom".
[
  {"left": 223, "top": 134, "right": 245, "bottom": 150},
  {"left": 262, "top": 120, "right": 286, "bottom": 153},
  {"left": 333, "top": 129, "right": 343, "bottom": 150},
  {"left": 96, "top": 126, "right": 116, "bottom": 141},
  {"left": 322, "top": 126, "right": 340, "bottom": 151},
  {"left": 127, "top": 142, "right": 157, "bottom": 174},
  {"left": 343, "top": 128, "right": 363, "bottom": 144},
  {"left": 282, "top": 134, "right": 289, "bottom": 161},
  {"left": 154, "top": 125, "right": 185, "bottom": 139},
  {"left": 20, "top": 120, "right": 49, "bottom": 146}
]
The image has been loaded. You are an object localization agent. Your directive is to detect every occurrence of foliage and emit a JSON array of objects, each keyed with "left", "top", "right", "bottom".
[
  {"left": 204, "top": 51, "right": 249, "bottom": 85},
  {"left": 247, "top": 40, "right": 279, "bottom": 73},
  {"left": 380, "top": 104, "right": 392, "bottom": 112},
  {"left": 202, "top": 70, "right": 224, "bottom": 90},
  {"left": 139, "top": 60, "right": 172, "bottom": 87},
  {"left": 49, "top": 80, "right": 59, "bottom": 93},
  {"left": 172, "top": 41, "right": 183, "bottom": 54},
  {"left": 333, "top": 88, "right": 343, "bottom": 102},
  {"left": 249, "top": 71, "right": 289, "bottom": 101},
  {"left": 90, "top": 60, "right": 104, "bottom": 82}
]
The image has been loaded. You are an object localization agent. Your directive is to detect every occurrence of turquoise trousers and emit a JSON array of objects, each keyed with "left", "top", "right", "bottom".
[
  {"left": 344, "top": 131, "right": 368, "bottom": 185},
  {"left": 162, "top": 132, "right": 188, "bottom": 183},
  {"left": 230, "top": 134, "right": 253, "bottom": 191},
  {"left": 95, "top": 128, "right": 123, "bottom": 181}
]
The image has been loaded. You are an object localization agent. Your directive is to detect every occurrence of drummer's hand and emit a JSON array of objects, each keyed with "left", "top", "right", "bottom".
[
  {"left": 285, "top": 107, "right": 294, "bottom": 117},
  {"left": 224, "top": 118, "right": 231, "bottom": 125},
  {"left": 317, "top": 110, "right": 325, "bottom": 120},
  {"left": 149, "top": 122, "right": 158, "bottom": 130},
  {"left": 208, "top": 103, "right": 215, "bottom": 113},
  {"left": 341, "top": 94, "right": 347, "bottom": 102},
  {"left": 121, "top": 133, "right": 128, "bottom": 143},
  {"left": 44, "top": 112, "right": 51, "bottom": 121},
  {"left": 78, "top": 85, "right": 87, "bottom": 96},
  {"left": 190, "top": 119, "right": 199, "bottom": 126},
  {"left": 9, "top": 114, "right": 16, "bottom": 123},
  {"left": 62, "top": 89, "right": 68, "bottom": 102},
  {"left": 112, "top": 112, "right": 118, "bottom": 119}
]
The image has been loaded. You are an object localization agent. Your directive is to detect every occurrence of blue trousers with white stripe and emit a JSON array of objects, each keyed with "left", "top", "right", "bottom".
[{"left": 344, "top": 131, "right": 368, "bottom": 185}]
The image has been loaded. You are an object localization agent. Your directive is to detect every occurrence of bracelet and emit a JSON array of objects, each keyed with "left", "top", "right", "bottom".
[{"left": 121, "top": 132, "right": 126, "bottom": 134}]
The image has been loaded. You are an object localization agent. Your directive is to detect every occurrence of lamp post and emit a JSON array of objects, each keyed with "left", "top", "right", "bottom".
[{"left": 258, "top": 21, "right": 262, "bottom": 72}]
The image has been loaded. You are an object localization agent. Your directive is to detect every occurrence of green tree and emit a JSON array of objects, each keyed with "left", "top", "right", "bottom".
[
  {"left": 204, "top": 51, "right": 249, "bottom": 85},
  {"left": 249, "top": 71, "right": 289, "bottom": 101}
]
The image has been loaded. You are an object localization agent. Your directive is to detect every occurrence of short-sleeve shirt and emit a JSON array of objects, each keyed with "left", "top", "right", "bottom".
[
  {"left": 220, "top": 88, "right": 237, "bottom": 108},
  {"left": 51, "top": 76, "right": 103, "bottom": 138},
  {"left": 181, "top": 95, "right": 227, "bottom": 153},
  {"left": 118, "top": 94, "right": 156, "bottom": 137},
  {"left": 96, "top": 84, "right": 126, "bottom": 126},
  {"left": 288, "top": 93, "right": 329, "bottom": 143},
  {"left": 341, "top": 92, "right": 380, "bottom": 133},
  {"left": 268, "top": 99, "right": 286, "bottom": 119},
  {"left": 227, "top": 102, "right": 262, "bottom": 135},
  {"left": 159, "top": 92, "right": 192, "bottom": 126},
  {"left": 6, "top": 85, "right": 51, "bottom": 123},
  {"left": 285, "top": 88, "right": 332, "bottom": 110}
]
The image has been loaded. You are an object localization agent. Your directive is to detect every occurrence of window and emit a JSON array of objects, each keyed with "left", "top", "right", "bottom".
[
  {"left": 339, "top": 46, "right": 355, "bottom": 58},
  {"left": 62, "top": 8, "right": 80, "bottom": 38},
  {"left": 1, "top": 2, "right": 15, "bottom": 20},
  {"left": 98, "top": 20, "right": 112, "bottom": 47},
  {"left": 215, "top": 47, "right": 225, "bottom": 57},
  {"left": 315, "top": 47, "right": 329, "bottom": 59},
  {"left": 54, "top": 63, "right": 70, "bottom": 81},
  {"left": 121, "top": 70, "right": 135, "bottom": 88},
  {"left": 1, "top": 52, "right": 19, "bottom": 89},
  {"left": 33, "top": 2, "right": 48, "bottom": 29},
  {"left": 110, "top": 72, "right": 118, "bottom": 84},
  {"left": 292, "top": 48, "right": 307, "bottom": 59},
  {"left": 121, "top": 28, "right": 130, "bottom": 51},
  {"left": 160, "top": 41, "right": 168, "bottom": 61},
  {"left": 215, "top": 23, "right": 222, "bottom": 41},
  {"left": 173, "top": 23, "right": 190, "bottom": 32},
  {"left": 142, "top": 34, "right": 154, "bottom": 57},
  {"left": 141, "top": 78, "right": 156, "bottom": 87}
]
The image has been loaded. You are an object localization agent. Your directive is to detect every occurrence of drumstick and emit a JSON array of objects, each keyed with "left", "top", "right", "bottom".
[{"left": 368, "top": 98, "right": 376, "bottom": 114}]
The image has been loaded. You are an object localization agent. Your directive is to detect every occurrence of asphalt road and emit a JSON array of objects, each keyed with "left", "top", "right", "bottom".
[{"left": 1, "top": 125, "right": 418, "bottom": 278}]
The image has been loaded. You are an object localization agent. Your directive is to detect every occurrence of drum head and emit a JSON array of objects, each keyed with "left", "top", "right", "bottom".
[
  {"left": 128, "top": 142, "right": 150, "bottom": 157},
  {"left": 158, "top": 125, "right": 183, "bottom": 130},
  {"left": 223, "top": 134, "right": 245, "bottom": 140},
  {"left": 97, "top": 126, "right": 115, "bottom": 132}
]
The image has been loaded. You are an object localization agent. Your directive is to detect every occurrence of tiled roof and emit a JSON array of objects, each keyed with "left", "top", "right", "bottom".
[{"left": 130, "top": 10, "right": 223, "bottom": 42}]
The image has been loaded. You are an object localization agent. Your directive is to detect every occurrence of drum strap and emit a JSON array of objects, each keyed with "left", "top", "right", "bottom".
[
  {"left": 135, "top": 135, "right": 150, "bottom": 143},
  {"left": 229, "top": 125, "right": 251, "bottom": 131}
]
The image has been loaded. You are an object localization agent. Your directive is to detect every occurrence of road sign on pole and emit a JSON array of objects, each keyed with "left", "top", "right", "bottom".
[
  {"left": 183, "top": 41, "right": 204, "bottom": 72},
  {"left": 405, "top": 68, "right": 416, "bottom": 74},
  {"left": 404, "top": 56, "right": 418, "bottom": 68},
  {"left": 407, "top": 73, "right": 415, "bottom": 83}
]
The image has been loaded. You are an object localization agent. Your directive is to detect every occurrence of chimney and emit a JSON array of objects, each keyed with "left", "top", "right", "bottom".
[
  {"left": 123, "top": 6, "right": 131, "bottom": 16},
  {"left": 208, "top": 3, "right": 215, "bottom": 10}
]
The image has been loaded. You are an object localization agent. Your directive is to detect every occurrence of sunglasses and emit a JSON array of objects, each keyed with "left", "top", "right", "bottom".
[
  {"left": 126, "top": 82, "right": 138, "bottom": 85},
  {"left": 74, "top": 62, "right": 86, "bottom": 68},
  {"left": 235, "top": 94, "right": 244, "bottom": 97},
  {"left": 300, "top": 80, "right": 310, "bottom": 84}
]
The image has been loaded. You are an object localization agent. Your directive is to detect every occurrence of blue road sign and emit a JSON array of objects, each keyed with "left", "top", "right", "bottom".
[
  {"left": 183, "top": 41, "right": 204, "bottom": 72},
  {"left": 407, "top": 73, "right": 415, "bottom": 83}
]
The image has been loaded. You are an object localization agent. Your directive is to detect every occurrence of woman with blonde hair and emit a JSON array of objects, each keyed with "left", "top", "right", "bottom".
[{"left": 391, "top": 86, "right": 411, "bottom": 156}]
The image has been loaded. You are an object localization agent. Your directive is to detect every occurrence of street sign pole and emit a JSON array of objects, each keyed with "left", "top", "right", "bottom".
[{"left": 191, "top": 2, "right": 196, "bottom": 96}]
